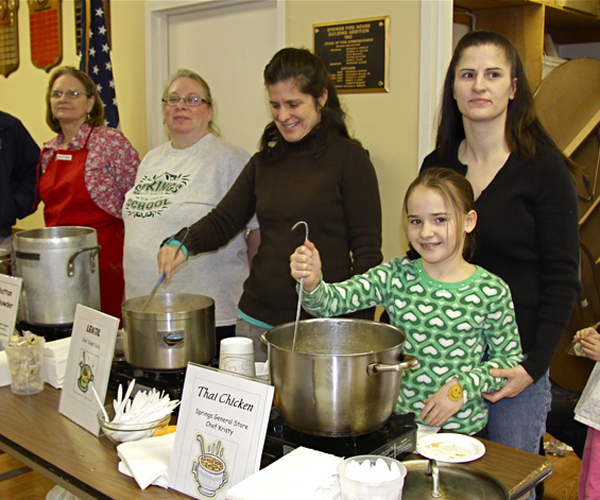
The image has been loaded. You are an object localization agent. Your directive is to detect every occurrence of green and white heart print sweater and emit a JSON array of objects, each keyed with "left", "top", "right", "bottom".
[{"left": 301, "top": 257, "right": 524, "bottom": 435}]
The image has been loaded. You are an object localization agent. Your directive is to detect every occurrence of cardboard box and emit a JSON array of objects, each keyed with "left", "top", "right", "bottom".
[{"left": 555, "top": 0, "right": 600, "bottom": 16}]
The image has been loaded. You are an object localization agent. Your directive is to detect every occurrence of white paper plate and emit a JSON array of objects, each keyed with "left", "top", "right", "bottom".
[{"left": 417, "top": 433, "right": 486, "bottom": 463}]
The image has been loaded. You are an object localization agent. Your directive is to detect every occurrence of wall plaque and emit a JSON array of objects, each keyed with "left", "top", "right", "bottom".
[
  {"left": 28, "top": 0, "right": 62, "bottom": 72},
  {"left": 0, "top": 0, "right": 20, "bottom": 78},
  {"left": 314, "top": 16, "right": 390, "bottom": 94}
]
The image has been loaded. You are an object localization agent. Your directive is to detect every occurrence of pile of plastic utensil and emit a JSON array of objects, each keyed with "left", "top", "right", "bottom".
[
  {"left": 93, "top": 381, "right": 180, "bottom": 442},
  {"left": 113, "top": 381, "right": 179, "bottom": 422}
]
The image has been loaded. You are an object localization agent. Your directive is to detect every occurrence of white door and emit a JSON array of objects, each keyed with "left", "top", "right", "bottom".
[{"left": 146, "top": 0, "right": 284, "bottom": 154}]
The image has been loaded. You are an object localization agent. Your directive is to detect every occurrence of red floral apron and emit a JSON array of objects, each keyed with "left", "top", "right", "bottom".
[{"left": 38, "top": 128, "right": 124, "bottom": 323}]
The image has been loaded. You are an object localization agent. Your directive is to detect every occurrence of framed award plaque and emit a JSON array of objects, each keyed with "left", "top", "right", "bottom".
[
  {"left": 28, "top": 0, "right": 62, "bottom": 72},
  {"left": 0, "top": 0, "right": 19, "bottom": 77}
]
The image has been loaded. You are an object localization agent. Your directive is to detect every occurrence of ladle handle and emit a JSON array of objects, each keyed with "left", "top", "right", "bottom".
[
  {"left": 367, "top": 355, "right": 419, "bottom": 376},
  {"left": 427, "top": 459, "right": 442, "bottom": 498}
]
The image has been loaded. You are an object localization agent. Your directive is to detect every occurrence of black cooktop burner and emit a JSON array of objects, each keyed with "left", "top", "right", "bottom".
[
  {"left": 17, "top": 320, "right": 72, "bottom": 342},
  {"left": 109, "top": 358, "right": 188, "bottom": 401},
  {"left": 262, "top": 410, "right": 417, "bottom": 467}
]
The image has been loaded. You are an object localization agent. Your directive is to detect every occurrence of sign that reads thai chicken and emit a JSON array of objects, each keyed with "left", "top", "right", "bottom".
[
  {"left": 168, "top": 363, "right": 274, "bottom": 499},
  {"left": 314, "top": 16, "right": 390, "bottom": 93}
]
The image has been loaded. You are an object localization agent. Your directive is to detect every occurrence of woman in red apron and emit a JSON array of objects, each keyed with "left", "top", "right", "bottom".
[{"left": 38, "top": 67, "right": 139, "bottom": 323}]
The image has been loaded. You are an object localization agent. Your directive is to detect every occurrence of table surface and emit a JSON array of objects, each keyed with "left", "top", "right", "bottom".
[{"left": 0, "top": 385, "right": 551, "bottom": 499}]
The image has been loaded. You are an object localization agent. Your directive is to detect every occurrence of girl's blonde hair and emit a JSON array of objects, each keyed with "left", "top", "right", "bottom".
[{"left": 403, "top": 167, "right": 476, "bottom": 259}]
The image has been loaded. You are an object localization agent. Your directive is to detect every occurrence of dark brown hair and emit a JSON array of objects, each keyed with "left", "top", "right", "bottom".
[
  {"left": 259, "top": 47, "right": 353, "bottom": 157},
  {"left": 45, "top": 66, "right": 104, "bottom": 133},
  {"left": 436, "top": 30, "right": 576, "bottom": 172}
]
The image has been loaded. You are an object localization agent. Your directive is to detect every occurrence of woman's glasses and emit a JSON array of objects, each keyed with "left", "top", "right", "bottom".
[
  {"left": 162, "top": 95, "right": 209, "bottom": 107},
  {"left": 50, "top": 89, "right": 85, "bottom": 100}
]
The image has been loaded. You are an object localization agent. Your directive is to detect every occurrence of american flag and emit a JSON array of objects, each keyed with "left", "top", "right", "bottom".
[{"left": 79, "top": 0, "right": 119, "bottom": 128}]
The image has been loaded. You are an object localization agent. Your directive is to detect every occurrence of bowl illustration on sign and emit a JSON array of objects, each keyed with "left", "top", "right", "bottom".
[
  {"left": 78, "top": 351, "right": 94, "bottom": 393},
  {"left": 191, "top": 434, "right": 228, "bottom": 497}
]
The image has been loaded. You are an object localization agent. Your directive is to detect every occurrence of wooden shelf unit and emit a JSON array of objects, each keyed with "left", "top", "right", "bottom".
[{"left": 454, "top": 0, "right": 600, "bottom": 90}]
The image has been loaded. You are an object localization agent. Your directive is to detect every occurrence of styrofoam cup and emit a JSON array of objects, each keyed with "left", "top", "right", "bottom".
[
  {"left": 338, "top": 455, "right": 407, "bottom": 500},
  {"left": 219, "top": 337, "right": 255, "bottom": 377}
]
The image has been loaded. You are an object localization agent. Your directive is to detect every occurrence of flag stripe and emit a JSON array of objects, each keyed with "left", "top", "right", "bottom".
[{"left": 79, "top": 0, "right": 120, "bottom": 129}]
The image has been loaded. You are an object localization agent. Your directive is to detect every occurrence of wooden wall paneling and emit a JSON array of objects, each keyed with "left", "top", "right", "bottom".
[
  {"left": 535, "top": 58, "right": 600, "bottom": 153},
  {"left": 473, "top": 3, "right": 546, "bottom": 90}
]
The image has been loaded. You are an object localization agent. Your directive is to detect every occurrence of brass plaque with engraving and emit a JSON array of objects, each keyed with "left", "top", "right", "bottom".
[
  {"left": 314, "top": 16, "right": 390, "bottom": 93},
  {"left": 0, "top": 0, "right": 19, "bottom": 78}
]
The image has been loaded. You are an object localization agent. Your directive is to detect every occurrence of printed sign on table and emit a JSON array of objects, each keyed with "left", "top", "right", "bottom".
[
  {"left": 59, "top": 304, "right": 118, "bottom": 435},
  {"left": 168, "top": 364, "right": 274, "bottom": 499},
  {"left": 0, "top": 274, "right": 22, "bottom": 347}
]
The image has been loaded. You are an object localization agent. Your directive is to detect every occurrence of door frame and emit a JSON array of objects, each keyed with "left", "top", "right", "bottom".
[
  {"left": 418, "top": 0, "right": 453, "bottom": 166},
  {"left": 145, "top": 0, "right": 287, "bottom": 150}
]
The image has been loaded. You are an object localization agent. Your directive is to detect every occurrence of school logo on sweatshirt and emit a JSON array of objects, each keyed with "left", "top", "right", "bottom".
[{"left": 124, "top": 172, "right": 191, "bottom": 218}]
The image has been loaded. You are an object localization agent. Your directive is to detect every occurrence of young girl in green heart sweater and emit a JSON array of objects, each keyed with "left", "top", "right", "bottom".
[{"left": 290, "top": 167, "right": 523, "bottom": 435}]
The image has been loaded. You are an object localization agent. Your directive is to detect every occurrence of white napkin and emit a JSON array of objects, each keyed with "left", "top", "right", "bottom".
[
  {"left": 117, "top": 432, "right": 176, "bottom": 490},
  {"left": 416, "top": 423, "right": 440, "bottom": 444},
  {"left": 0, "top": 350, "right": 10, "bottom": 387},
  {"left": 118, "top": 460, "right": 169, "bottom": 489},
  {"left": 44, "top": 338, "right": 71, "bottom": 389},
  {"left": 225, "top": 446, "right": 343, "bottom": 500}
]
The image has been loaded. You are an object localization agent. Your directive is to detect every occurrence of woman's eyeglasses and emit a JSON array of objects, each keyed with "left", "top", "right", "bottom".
[
  {"left": 50, "top": 89, "right": 85, "bottom": 100},
  {"left": 162, "top": 95, "right": 209, "bottom": 107}
]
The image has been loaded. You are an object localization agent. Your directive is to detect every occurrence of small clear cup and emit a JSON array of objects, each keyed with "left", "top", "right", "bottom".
[
  {"left": 4, "top": 338, "right": 45, "bottom": 395},
  {"left": 338, "top": 454, "right": 407, "bottom": 500}
]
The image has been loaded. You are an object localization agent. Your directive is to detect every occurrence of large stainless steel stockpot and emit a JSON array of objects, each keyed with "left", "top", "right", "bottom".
[
  {"left": 122, "top": 293, "right": 216, "bottom": 370},
  {"left": 402, "top": 460, "right": 509, "bottom": 499},
  {"left": 262, "top": 318, "right": 418, "bottom": 436},
  {"left": 0, "top": 250, "right": 11, "bottom": 276},
  {"left": 13, "top": 226, "right": 101, "bottom": 325}
]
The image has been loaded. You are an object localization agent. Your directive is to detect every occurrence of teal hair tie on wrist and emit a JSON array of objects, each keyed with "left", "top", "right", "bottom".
[{"left": 163, "top": 239, "right": 188, "bottom": 260}]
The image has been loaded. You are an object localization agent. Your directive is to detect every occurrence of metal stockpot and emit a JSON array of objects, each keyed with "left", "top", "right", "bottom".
[
  {"left": 0, "top": 250, "right": 11, "bottom": 276},
  {"left": 262, "top": 318, "right": 418, "bottom": 437},
  {"left": 122, "top": 293, "right": 216, "bottom": 370},
  {"left": 402, "top": 460, "right": 509, "bottom": 499},
  {"left": 13, "top": 226, "right": 100, "bottom": 325}
]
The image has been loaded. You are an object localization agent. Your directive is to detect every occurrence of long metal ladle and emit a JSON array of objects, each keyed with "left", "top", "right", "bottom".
[
  {"left": 141, "top": 227, "right": 189, "bottom": 311},
  {"left": 291, "top": 221, "right": 309, "bottom": 351}
]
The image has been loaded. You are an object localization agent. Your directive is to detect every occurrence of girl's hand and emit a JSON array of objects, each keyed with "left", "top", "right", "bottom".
[
  {"left": 290, "top": 240, "right": 322, "bottom": 292},
  {"left": 580, "top": 331, "right": 600, "bottom": 362},
  {"left": 158, "top": 245, "right": 187, "bottom": 280},
  {"left": 575, "top": 327, "right": 599, "bottom": 342},
  {"left": 483, "top": 365, "right": 533, "bottom": 402},
  {"left": 419, "top": 378, "right": 465, "bottom": 427}
]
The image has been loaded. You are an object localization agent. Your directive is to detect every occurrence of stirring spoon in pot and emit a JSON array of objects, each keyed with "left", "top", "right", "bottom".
[
  {"left": 196, "top": 433, "right": 206, "bottom": 461},
  {"left": 291, "top": 221, "right": 309, "bottom": 351},
  {"left": 141, "top": 228, "right": 189, "bottom": 311}
]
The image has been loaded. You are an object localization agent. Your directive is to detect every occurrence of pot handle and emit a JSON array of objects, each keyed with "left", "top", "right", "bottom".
[
  {"left": 367, "top": 354, "right": 419, "bottom": 376},
  {"left": 260, "top": 331, "right": 269, "bottom": 345},
  {"left": 163, "top": 332, "right": 185, "bottom": 347},
  {"left": 426, "top": 460, "right": 442, "bottom": 498},
  {"left": 67, "top": 245, "right": 101, "bottom": 277}
]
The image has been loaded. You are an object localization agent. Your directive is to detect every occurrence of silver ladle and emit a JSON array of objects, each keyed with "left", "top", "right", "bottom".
[
  {"left": 291, "top": 221, "right": 309, "bottom": 351},
  {"left": 196, "top": 433, "right": 206, "bottom": 461},
  {"left": 142, "top": 227, "right": 189, "bottom": 311}
]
